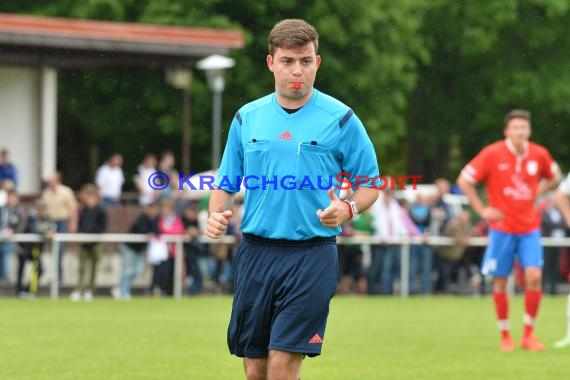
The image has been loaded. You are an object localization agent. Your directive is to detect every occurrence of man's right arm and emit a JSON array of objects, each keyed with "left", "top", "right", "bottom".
[
  {"left": 457, "top": 175, "right": 503, "bottom": 222},
  {"left": 206, "top": 188, "right": 234, "bottom": 239},
  {"left": 66, "top": 188, "right": 79, "bottom": 233},
  {"left": 554, "top": 188, "right": 570, "bottom": 228}
]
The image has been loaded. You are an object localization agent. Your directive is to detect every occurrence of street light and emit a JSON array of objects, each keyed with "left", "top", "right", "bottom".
[
  {"left": 166, "top": 67, "right": 192, "bottom": 173},
  {"left": 196, "top": 54, "right": 235, "bottom": 169}
]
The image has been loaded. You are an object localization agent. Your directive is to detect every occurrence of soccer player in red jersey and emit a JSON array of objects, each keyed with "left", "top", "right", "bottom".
[{"left": 457, "top": 109, "right": 560, "bottom": 352}]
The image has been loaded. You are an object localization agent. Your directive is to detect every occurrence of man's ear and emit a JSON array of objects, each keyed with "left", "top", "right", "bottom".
[{"left": 267, "top": 55, "right": 274, "bottom": 72}]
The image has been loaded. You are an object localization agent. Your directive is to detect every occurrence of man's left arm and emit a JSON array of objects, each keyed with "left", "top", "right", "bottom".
[
  {"left": 538, "top": 157, "right": 561, "bottom": 194},
  {"left": 539, "top": 177, "right": 560, "bottom": 195},
  {"left": 348, "top": 187, "right": 379, "bottom": 216},
  {"left": 554, "top": 189, "right": 570, "bottom": 228},
  {"left": 316, "top": 187, "right": 378, "bottom": 227},
  {"left": 317, "top": 111, "right": 379, "bottom": 227}
]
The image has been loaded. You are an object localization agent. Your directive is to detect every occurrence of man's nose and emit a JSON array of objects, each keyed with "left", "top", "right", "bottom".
[{"left": 292, "top": 62, "right": 302, "bottom": 76}]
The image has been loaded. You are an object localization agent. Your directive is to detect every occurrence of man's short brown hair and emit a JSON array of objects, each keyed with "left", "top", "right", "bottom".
[
  {"left": 504, "top": 109, "right": 531, "bottom": 127},
  {"left": 268, "top": 19, "right": 319, "bottom": 56},
  {"left": 80, "top": 183, "right": 99, "bottom": 198}
]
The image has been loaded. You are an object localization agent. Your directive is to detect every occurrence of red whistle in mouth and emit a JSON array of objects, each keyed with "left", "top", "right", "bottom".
[{"left": 292, "top": 82, "right": 301, "bottom": 90}]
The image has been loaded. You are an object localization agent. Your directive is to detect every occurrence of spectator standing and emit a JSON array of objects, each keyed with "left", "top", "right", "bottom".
[
  {"left": 431, "top": 178, "right": 453, "bottom": 232},
  {"left": 430, "top": 179, "right": 455, "bottom": 293},
  {"left": 437, "top": 209, "right": 473, "bottom": 293},
  {"left": 368, "top": 190, "right": 415, "bottom": 295},
  {"left": 154, "top": 199, "right": 184, "bottom": 296},
  {"left": 540, "top": 196, "right": 565, "bottom": 295},
  {"left": 16, "top": 200, "right": 56, "bottom": 296},
  {"left": 134, "top": 153, "right": 157, "bottom": 206},
  {"left": 158, "top": 151, "right": 175, "bottom": 173},
  {"left": 95, "top": 153, "right": 124, "bottom": 207},
  {"left": 0, "top": 189, "right": 23, "bottom": 282},
  {"left": 553, "top": 172, "right": 570, "bottom": 348},
  {"left": 70, "top": 184, "right": 107, "bottom": 301},
  {"left": 0, "top": 148, "right": 18, "bottom": 190},
  {"left": 42, "top": 172, "right": 78, "bottom": 283},
  {"left": 338, "top": 209, "right": 374, "bottom": 295},
  {"left": 409, "top": 193, "right": 433, "bottom": 295},
  {"left": 112, "top": 202, "right": 158, "bottom": 300},
  {"left": 158, "top": 170, "right": 188, "bottom": 215},
  {"left": 182, "top": 202, "right": 206, "bottom": 295}
]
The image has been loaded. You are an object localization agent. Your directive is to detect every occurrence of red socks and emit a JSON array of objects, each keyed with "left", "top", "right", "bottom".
[
  {"left": 493, "top": 292, "right": 510, "bottom": 337},
  {"left": 523, "top": 289, "right": 542, "bottom": 337},
  {"left": 493, "top": 289, "right": 542, "bottom": 339}
]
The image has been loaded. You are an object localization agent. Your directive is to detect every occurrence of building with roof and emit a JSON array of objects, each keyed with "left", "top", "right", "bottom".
[{"left": 0, "top": 12, "right": 244, "bottom": 194}]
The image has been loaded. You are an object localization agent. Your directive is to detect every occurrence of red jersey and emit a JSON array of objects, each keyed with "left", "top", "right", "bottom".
[{"left": 461, "top": 139, "right": 559, "bottom": 234}]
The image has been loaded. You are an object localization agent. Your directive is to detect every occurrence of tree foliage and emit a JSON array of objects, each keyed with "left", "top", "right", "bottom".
[{"left": 408, "top": 0, "right": 570, "bottom": 179}]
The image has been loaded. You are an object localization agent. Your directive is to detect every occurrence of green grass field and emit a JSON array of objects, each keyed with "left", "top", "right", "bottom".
[{"left": 0, "top": 295, "right": 567, "bottom": 380}]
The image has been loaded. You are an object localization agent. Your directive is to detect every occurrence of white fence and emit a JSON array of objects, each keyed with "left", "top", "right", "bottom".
[{"left": 2, "top": 234, "right": 570, "bottom": 299}]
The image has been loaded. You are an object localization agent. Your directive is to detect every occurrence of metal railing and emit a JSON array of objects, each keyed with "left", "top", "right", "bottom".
[{"left": 2, "top": 234, "right": 570, "bottom": 299}]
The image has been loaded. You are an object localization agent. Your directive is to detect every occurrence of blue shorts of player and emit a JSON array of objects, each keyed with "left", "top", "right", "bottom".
[
  {"left": 481, "top": 229, "right": 543, "bottom": 277},
  {"left": 227, "top": 233, "right": 338, "bottom": 358}
]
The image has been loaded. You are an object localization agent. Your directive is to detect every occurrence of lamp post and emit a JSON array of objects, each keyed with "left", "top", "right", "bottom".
[
  {"left": 196, "top": 54, "right": 235, "bottom": 169},
  {"left": 166, "top": 68, "right": 192, "bottom": 173}
]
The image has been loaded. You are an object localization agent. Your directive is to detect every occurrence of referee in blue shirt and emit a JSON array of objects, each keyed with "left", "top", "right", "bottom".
[{"left": 207, "top": 19, "right": 379, "bottom": 380}]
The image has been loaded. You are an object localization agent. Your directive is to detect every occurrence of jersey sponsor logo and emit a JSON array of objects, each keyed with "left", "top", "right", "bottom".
[
  {"left": 279, "top": 130, "right": 293, "bottom": 140},
  {"left": 526, "top": 160, "right": 538, "bottom": 176},
  {"left": 498, "top": 163, "right": 510, "bottom": 171},
  {"left": 308, "top": 334, "right": 323, "bottom": 344},
  {"left": 503, "top": 174, "right": 533, "bottom": 200}
]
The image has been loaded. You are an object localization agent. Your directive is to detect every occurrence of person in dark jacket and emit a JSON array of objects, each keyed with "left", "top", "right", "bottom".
[
  {"left": 0, "top": 148, "right": 18, "bottom": 189},
  {"left": 112, "top": 202, "right": 158, "bottom": 300},
  {"left": 70, "top": 184, "right": 106, "bottom": 302},
  {"left": 0, "top": 188, "right": 23, "bottom": 282},
  {"left": 182, "top": 202, "right": 206, "bottom": 295},
  {"left": 16, "top": 199, "right": 56, "bottom": 296}
]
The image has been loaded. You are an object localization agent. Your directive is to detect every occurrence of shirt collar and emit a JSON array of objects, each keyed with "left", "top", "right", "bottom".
[{"left": 505, "top": 138, "right": 528, "bottom": 158}]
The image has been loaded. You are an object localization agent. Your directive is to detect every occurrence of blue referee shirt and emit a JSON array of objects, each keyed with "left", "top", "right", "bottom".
[{"left": 214, "top": 89, "right": 379, "bottom": 240}]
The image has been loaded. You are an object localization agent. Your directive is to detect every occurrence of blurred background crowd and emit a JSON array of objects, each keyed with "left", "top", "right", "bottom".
[{"left": 1, "top": 148, "right": 568, "bottom": 300}]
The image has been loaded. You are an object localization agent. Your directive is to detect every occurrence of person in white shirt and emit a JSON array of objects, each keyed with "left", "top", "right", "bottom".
[
  {"left": 134, "top": 153, "right": 157, "bottom": 206},
  {"left": 554, "top": 172, "right": 570, "bottom": 348},
  {"left": 95, "top": 153, "right": 124, "bottom": 207},
  {"left": 368, "top": 190, "right": 418, "bottom": 294}
]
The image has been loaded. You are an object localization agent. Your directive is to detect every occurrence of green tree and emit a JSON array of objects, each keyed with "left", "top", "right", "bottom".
[
  {"left": 8, "top": 0, "right": 569, "bottom": 189},
  {"left": 407, "top": 0, "right": 570, "bottom": 181},
  {"left": 2, "top": 0, "right": 431, "bottom": 187}
]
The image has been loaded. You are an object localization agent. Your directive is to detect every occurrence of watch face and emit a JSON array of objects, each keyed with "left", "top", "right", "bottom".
[
  {"left": 349, "top": 201, "right": 358, "bottom": 215},
  {"left": 352, "top": 204, "right": 359, "bottom": 214}
]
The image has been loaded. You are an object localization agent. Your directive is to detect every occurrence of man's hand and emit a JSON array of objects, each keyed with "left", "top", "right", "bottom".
[
  {"left": 481, "top": 207, "right": 504, "bottom": 222},
  {"left": 316, "top": 188, "right": 350, "bottom": 228},
  {"left": 207, "top": 210, "right": 233, "bottom": 239}
]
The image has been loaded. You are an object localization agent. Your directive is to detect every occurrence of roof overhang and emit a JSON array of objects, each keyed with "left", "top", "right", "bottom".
[{"left": 0, "top": 13, "right": 245, "bottom": 68}]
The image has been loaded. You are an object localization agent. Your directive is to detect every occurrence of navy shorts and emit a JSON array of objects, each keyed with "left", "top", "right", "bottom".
[{"left": 227, "top": 233, "right": 338, "bottom": 358}]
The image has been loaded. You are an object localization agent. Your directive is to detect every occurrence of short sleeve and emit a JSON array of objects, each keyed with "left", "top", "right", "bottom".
[
  {"left": 214, "top": 113, "right": 243, "bottom": 193},
  {"left": 337, "top": 111, "right": 379, "bottom": 189},
  {"left": 460, "top": 146, "right": 491, "bottom": 184},
  {"left": 539, "top": 148, "right": 559, "bottom": 180}
]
